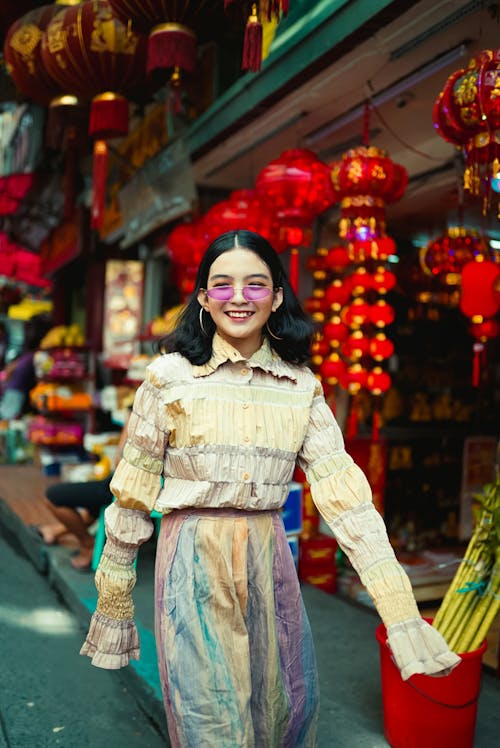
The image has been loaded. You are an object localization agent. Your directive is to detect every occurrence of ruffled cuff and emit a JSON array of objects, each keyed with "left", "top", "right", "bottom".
[
  {"left": 80, "top": 611, "right": 140, "bottom": 669},
  {"left": 386, "top": 617, "right": 461, "bottom": 681}
]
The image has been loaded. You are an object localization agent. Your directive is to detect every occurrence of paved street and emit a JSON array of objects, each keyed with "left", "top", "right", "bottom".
[{"left": 0, "top": 527, "right": 166, "bottom": 748}]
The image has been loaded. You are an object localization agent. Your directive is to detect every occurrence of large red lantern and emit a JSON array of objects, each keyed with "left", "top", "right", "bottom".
[
  {"left": 433, "top": 49, "right": 500, "bottom": 212},
  {"left": 203, "top": 190, "right": 279, "bottom": 247},
  {"left": 4, "top": 3, "right": 68, "bottom": 107},
  {"left": 330, "top": 145, "right": 408, "bottom": 241},
  {"left": 41, "top": 1, "right": 147, "bottom": 229},
  {"left": 420, "top": 227, "right": 486, "bottom": 282},
  {"left": 256, "top": 148, "right": 336, "bottom": 291}
]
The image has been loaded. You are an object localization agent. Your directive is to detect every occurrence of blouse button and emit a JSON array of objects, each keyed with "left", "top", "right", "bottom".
[
  {"left": 242, "top": 472, "right": 250, "bottom": 481},
  {"left": 242, "top": 402, "right": 249, "bottom": 409},
  {"left": 244, "top": 436, "right": 250, "bottom": 443},
  {"left": 240, "top": 367, "right": 249, "bottom": 375}
]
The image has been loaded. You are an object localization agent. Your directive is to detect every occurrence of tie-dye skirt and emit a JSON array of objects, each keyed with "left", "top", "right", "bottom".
[{"left": 154, "top": 508, "right": 319, "bottom": 748}]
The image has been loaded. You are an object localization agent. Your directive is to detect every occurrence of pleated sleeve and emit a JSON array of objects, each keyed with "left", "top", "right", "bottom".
[
  {"left": 297, "top": 381, "right": 460, "bottom": 680},
  {"left": 81, "top": 365, "right": 169, "bottom": 668}
]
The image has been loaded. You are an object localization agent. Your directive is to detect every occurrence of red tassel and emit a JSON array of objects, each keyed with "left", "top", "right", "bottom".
[
  {"left": 289, "top": 247, "right": 300, "bottom": 294},
  {"left": 89, "top": 94, "right": 129, "bottom": 140},
  {"left": 147, "top": 23, "right": 197, "bottom": 76},
  {"left": 472, "top": 342, "right": 484, "bottom": 387},
  {"left": 91, "top": 140, "right": 108, "bottom": 231},
  {"left": 242, "top": 4, "right": 263, "bottom": 72}
]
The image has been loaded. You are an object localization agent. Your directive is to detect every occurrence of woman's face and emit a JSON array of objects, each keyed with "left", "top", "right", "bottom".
[{"left": 198, "top": 248, "right": 283, "bottom": 357}]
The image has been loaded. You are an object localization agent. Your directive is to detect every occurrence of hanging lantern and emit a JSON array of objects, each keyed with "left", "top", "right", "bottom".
[
  {"left": 366, "top": 367, "right": 391, "bottom": 396},
  {"left": 325, "top": 245, "right": 351, "bottom": 271},
  {"left": 420, "top": 227, "right": 486, "bottom": 283},
  {"left": 108, "top": 0, "right": 203, "bottom": 80},
  {"left": 319, "top": 353, "right": 347, "bottom": 385},
  {"left": 369, "top": 333, "right": 395, "bottom": 361},
  {"left": 460, "top": 259, "right": 500, "bottom": 319},
  {"left": 433, "top": 49, "right": 500, "bottom": 214},
  {"left": 203, "top": 190, "right": 280, "bottom": 248},
  {"left": 323, "top": 316, "right": 349, "bottom": 347},
  {"left": 256, "top": 148, "right": 337, "bottom": 292},
  {"left": 3, "top": 3, "right": 69, "bottom": 107},
  {"left": 42, "top": 1, "right": 147, "bottom": 229},
  {"left": 371, "top": 266, "right": 396, "bottom": 294},
  {"left": 330, "top": 145, "right": 408, "bottom": 241},
  {"left": 342, "top": 299, "right": 371, "bottom": 328},
  {"left": 324, "top": 280, "right": 352, "bottom": 310},
  {"left": 369, "top": 300, "right": 395, "bottom": 328}
]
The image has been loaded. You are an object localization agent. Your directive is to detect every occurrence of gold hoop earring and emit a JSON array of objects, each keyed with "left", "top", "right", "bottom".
[
  {"left": 199, "top": 307, "right": 209, "bottom": 337},
  {"left": 266, "top": 321, "right": 283, "bottom": 340}
]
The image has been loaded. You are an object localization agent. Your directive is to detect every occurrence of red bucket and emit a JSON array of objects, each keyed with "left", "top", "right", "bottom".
[{"left": 376, "top": 621, "right": 487, "bottom": 748}]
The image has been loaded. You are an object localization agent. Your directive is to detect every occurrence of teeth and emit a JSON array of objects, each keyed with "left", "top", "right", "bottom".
[{"left": 227, "top": 311, "right": 253, "bottom": 318}]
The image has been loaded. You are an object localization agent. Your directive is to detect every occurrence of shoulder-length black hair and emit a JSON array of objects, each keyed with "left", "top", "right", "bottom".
[{"left": 156, "top": 230, "right": 313, "bottom": 365}]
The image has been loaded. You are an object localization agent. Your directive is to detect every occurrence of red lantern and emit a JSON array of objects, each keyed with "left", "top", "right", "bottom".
[
  {"left": 256, "top": 149, "right": 337, "bottom": 291},
  {"left": 306, "top": 248, "right": 329, "bottom": 273},
  {"left": 304, "top": 295, "right": 329, "bottom": 316},
  {"left": 324, "top": 280, "right": 351, "bottom": 309},
  {"left": 323, "top": 316, "right": 349, "bottom": 346},
  {"left": 344, "top": 363, "right": 368, "bottom": 393},
  {"left": 325, "top": 245, "right": 351, "bottom": 271},
  {"left": 166, "top": 217, "right": 207, "bottom": 267},
  {"left": 41, "top": 1, "right": 147, "bottom": 229},
  {"left": 369, "top": 334, "right": 395, "bottom": 361},
  {"left": 319, "top": 354, "right": 347, "bottom": 385},
  {"left": 369, "top": 300, "right": 395, "bottom": 328},
  {"left": 460, "top": 260, "right": 500, "bottom": 319},
  {"left": 342, "top": 299, "right": 371, "bottom": 328},
  {"left": 330, "top": 145, "right": 408, "bottom": 241},
  {"left": 366, "top": 367, "right": 391, "bottom": 395},
  {"left": 108, "top": 0, "right": 201, "bottom": 78},
  {"left": 421, "top": 228, "right": 486, "bottom": 281},
  {"left": 371, "top": 266, "right": 396, "bottom": 293},
  {"left": 433, "top": 49, "right": 500, "bottom": 210},
  {"left": 348, "top": 268, "right": 372, "bottom": 295},
  {"left": 203, "top": 190, "right": 279, "bottom": 247},
  {"left": 341, "top": 332, "right": 370, "bottom": 360},
  {"left": 3, "top": 3, "right": 66, "bottom": 106}
]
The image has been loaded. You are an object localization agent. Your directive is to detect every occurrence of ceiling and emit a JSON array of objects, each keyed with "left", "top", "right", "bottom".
[{"left": 191, "top": 0, "right": 500, "bottom": 247}]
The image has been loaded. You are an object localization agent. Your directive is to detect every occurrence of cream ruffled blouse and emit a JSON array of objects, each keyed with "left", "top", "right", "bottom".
[{"left": 81, "top": 333, "right": 460, "bottom": 679}]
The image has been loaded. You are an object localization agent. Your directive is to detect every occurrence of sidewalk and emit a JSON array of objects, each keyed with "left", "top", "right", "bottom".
[{"left": 2, "top": 468, "right": 500, "bottom": 747}]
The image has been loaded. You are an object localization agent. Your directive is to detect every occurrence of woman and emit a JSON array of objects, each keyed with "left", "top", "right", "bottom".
[{"left": 81, "top": 231, "right": 459, "bottom": 747}]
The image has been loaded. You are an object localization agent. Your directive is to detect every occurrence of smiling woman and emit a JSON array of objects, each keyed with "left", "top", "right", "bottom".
[{"left": 81, "top": 230, "right": 460, "bottom": 748}]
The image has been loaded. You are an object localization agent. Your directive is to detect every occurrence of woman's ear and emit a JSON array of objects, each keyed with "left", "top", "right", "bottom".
[
  {"left": 197, "top": 288, "right": 209, "bottom": 311},
  {"left": 272, "top": 287, "right": 284, "bottom": 313}
]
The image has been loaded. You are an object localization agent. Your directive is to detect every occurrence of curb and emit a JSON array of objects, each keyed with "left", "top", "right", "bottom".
[{"left": 0, "top": 497, "right": 170, "bottom": 744}]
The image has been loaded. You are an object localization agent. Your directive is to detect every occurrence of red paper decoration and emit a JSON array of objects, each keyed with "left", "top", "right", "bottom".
[
  {"left": 0, "top": 174, "right": 34, "bottom": 216},
  {"left": 330, "top": 146, "right": 408, "bottom": 241},
  {"left": 3, "top": 3, "right": 65, "bottom": 106},
  {"left": 41, "top": 1, "right": 147, "bottom": 229},
  {"left": 420, "top": 227, "right": 486, "bottom": 281},
  {"left": 256, "top": 148, "right": 336, "bottom": 291},
  {"left": 433, "top": 49, "right": 500, "bottom": 213}
]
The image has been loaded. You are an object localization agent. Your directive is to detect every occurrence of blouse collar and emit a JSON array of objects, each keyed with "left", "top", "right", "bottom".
[{"left": 192, "top": 333, "right": 297, "bottom": 382}]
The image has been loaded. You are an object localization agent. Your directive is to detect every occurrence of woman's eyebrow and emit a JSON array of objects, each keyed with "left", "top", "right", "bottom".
[{"left": 209, "top": 273, "right": 271, "bottom": 281}]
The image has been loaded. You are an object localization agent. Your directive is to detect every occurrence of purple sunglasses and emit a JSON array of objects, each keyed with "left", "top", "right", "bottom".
[{"left": 205, "top": 285, "right": 273, "bottom": 302}]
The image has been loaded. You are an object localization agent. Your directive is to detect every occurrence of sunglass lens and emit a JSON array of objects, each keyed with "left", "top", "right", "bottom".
[{"left": 243, "top": 286, "right": 272, "bottom": 300}]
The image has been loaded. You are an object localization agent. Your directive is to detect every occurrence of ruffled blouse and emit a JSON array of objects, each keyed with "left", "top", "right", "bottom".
[{"left": 81, "top": 333, "right": 460, "bottom": 679}]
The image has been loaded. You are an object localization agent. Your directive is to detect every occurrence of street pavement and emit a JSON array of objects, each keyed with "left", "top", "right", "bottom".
[{"left": 0, "top": 527, "right": 166, "bottom": 748}]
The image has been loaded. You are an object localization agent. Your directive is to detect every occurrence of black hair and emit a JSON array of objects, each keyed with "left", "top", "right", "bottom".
[{"left": 156, "top": 230, "right": 313, "bottom": 365}]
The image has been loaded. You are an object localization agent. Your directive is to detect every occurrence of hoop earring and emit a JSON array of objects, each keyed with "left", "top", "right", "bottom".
[
  {"left": 266, "top": 321, "right": 283, "bottom": 340},
  {"left": 199, "top": 307, "right": 209, "bottom": 337}
]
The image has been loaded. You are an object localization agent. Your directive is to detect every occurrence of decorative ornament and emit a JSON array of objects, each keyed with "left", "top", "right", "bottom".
[
  {"left": 256, "top": 148, "right": 336, "bottom": 292},
  {"left": 433, "top": 49, "right": 500, "bottom": 216},
  {"left": 41, "top": 0, "right": 148, "bottom": 229}
]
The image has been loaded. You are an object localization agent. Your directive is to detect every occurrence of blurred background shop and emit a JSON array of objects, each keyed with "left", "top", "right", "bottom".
[{"left": 0, "top": 0, "right": 498, "bottom": 651}]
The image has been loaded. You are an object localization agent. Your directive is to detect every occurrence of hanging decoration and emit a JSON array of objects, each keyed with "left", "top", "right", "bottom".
[
  {"left": 202, "top": 189, "right": 280, "bottom": 248},
  {"left": 459, "top": 258, "right": 500, "bottom": 386},
  {"left": 41, "top": 0, "right": 148, "bottom": 229},
  {"left": 433, "top": 48, "right": 500, "bottom": 216},
  {"left": 166, "top": 217, "right": 208, "bottom": 300},
  {"left": 255, "top": 148, "right": 336, "bottom": 293},
  {"left": 225, "top": 1, "right": 290, "bottom": 72}
]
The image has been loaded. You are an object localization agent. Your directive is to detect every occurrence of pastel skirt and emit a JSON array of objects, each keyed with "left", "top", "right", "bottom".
[{"left": 154, "top": 508, "right": 319, "bottom": 748}]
